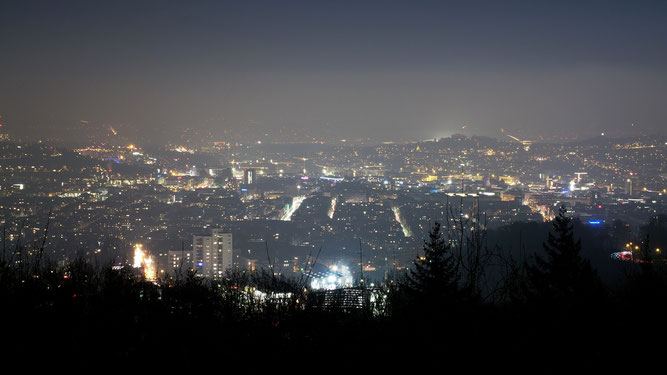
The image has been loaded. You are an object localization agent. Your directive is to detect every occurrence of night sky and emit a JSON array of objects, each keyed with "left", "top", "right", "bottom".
[{"left": 1, "top": 0, "right": 666, "bottom": 143}]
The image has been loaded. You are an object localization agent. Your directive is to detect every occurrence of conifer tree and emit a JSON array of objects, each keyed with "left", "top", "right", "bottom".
[
  {"left": 526, "top": 204, "right": 603, "bottom": 304},
  {"left": 406, "top": 222, "right": 459, "bottom": 303}
]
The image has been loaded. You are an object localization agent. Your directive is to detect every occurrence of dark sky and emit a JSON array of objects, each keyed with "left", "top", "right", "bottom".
[{"left": 1, "top": 0, "right": 666, "bottom": 143}]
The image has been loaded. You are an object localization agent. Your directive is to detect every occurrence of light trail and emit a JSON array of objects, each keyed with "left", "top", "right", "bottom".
[
  {"left": 392, "top": 206, "right": 412, "bottom": 238},
  {"left": 281, "top": 195, "right": 306, "bottom": 221},
  {"left": 328, "top": 197, "right": 337, "bottom": 219},
  {"left": 610, "top": 251, "right": 652, "bottom": 263}
]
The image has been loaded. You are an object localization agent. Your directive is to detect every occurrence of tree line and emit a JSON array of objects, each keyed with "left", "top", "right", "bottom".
[{"left": 1, "top": 206, "right": 666, "bottom": 370}]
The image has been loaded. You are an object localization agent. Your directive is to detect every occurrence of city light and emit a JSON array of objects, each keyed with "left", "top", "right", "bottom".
[
  {"left": 310, "top": 264, "right": 354, "bottom": 290},
  {"left": 2, "top": 0, "right": 666, "bottom": 364},
  {"left": 133, "top": 244, "right": 157, "bottom": 281},
  {"left": 281, "top": 195, "right": 306, "bottom": 221}
]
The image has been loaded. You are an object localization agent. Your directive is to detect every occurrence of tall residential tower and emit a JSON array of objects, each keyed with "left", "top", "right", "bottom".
[{"left": 192, "top": 229, "right": 233, "bottom": 279}]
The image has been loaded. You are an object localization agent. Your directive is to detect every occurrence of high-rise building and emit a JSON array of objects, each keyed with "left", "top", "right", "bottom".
[
  {"left": 192, "top": 229, "right": 233, "bottom": 279},
  {"left": 168, "top": 249, "right": 194, "bottom": 272},
  {"left": 244, "top": 168, "right": 256, "bottom": 185},
  {"left": 625, "top": 179, "right": 633, "bottom": 196}
]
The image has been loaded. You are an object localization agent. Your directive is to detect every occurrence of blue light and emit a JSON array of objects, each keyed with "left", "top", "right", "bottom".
[
  {"left": 588, "top": 220, "right": 601, "bottom": 225},
  {"left": 430, "top": 189, "right": 439, "bottom": 193},
  {"left": 197, "top": 262, "right": 204, "bottom": 267},
  {"left": 240, "top": 188, "right": 248, "bottom": 192},
  {"left": 562, "top": 190, "right": 570, "bottom": 194}
]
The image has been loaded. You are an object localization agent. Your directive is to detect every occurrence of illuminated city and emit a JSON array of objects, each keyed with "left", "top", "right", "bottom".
[{"left": 1, "top": 0, "right": 666, "bottom": 369}]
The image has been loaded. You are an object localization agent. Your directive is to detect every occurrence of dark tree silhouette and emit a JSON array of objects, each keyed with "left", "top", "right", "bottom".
[
  {"left": 406, "top": 222, "right": 459, "bottom": 305},
  {"left": 517, "top": 205, "right": 610, "bottom": 369},
  {"left": 623, "top": 234, "right": 667, "bottom": 309},
  {"left": 525, "top": 204, "right": 604, "bottom": 306}
]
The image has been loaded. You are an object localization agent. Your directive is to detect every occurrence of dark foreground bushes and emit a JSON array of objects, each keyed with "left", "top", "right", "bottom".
[{"left": 2, "top": 211, "right": 667, "bottom": 370}]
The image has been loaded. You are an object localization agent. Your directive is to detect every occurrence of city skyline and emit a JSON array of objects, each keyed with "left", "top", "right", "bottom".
[{"left": 2, "top": 1, "right": 667, "bottom": 366}]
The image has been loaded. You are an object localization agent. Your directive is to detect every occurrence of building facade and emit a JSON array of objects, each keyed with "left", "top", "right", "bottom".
[{"left": 192, "top": 229, "right": 233, "bottom": 279}]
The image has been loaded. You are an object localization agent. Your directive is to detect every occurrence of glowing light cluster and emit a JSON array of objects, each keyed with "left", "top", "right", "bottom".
[
  {"left": 173, "top": 146, "right": 194, "bottom": 153},
  {"left": 328, "top": 197, "right": 337, "bottom": 219},
  {"left": 133, "top": 244, "right": 157, "bottom": 281},
  {"left": 392, "top": 206, "right": 412, "bottom": 237},
  {"left": 310, "top": 264, "right": 354, "bottom": 290},
  {"left": 281, "top": 195, "right": 306, "bottom": 221}
]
